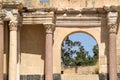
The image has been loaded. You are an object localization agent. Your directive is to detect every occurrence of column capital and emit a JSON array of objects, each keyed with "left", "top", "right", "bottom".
[
  {"left": 43, "top": 23, "right": 55, "bottom": 33},
  {"left": 107, "top": 12, "right": 118, "bottom": 33},
  {"left": 3, "top": 10, "right": 18, "bottom": 31},
  {"left": 9, "top": 20, "right": 18, "bottom": 31}
]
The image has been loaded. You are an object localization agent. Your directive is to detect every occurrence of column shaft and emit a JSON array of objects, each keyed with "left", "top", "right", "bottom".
[
  {"left": 45, "top": 33, "right": 53, "bottom": 80},
  {"left": 9, "top": 24, "right": 17, "bottom": 80},
  {"left": 17, "top": 26, "right": 20, "bottom": 80},
  {"left": 0, "top": 22, "right": 4, "bottom": 80},
  {"left": 109, "top": 32, "right": 117, "bottom": 80}
]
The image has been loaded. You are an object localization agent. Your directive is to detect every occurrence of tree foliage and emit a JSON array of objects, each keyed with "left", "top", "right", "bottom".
[{"left": 61, "top": 36, "right": 98, "bottom": 66}]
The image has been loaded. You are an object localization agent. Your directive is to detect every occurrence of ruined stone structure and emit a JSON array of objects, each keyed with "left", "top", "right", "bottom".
[{"left": 0, "top": 0, "right": 120, "bottom": 80}]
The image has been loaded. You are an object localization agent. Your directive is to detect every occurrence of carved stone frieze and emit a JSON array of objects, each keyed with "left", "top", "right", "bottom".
[{"left": 44, "top": 23, "right": 55, "bottom": 33}]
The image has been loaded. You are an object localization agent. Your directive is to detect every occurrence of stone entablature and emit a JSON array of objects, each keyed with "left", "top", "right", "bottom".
[{"left": 1, "top": 2, "right": 120, "bottom": 27}]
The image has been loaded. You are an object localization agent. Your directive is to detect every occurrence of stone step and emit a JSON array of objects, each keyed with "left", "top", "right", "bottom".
[{"left": 61, "top": 74, "right": 99, "bottom": 80}]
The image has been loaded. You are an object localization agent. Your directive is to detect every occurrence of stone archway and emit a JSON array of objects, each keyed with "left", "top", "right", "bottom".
[
  {"left": 53, "top": 9, "right": 118, "bottom": 80},
  {"left": 54, "top": 26, "right": 106, "bottom": 78},
  {"left": 61, "top": 32, "right": 99, "bottom": 74}
]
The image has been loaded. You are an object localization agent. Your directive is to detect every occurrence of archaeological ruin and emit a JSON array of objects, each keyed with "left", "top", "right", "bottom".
[{"left": 0, "top": 0, "right": 120, "bottom": 80}]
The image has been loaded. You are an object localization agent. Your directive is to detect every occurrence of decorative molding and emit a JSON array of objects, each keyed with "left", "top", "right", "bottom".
[
  {"left": 44, "top": 23, "right": 55, "bottom": 33},
  {"left": 107, "top": 12, "right": 118, "bottom": 33}
]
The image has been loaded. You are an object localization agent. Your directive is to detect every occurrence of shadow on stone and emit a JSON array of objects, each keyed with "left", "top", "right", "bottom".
[{"left": 99, "top": 73, "right": 109, "bottom": 80}]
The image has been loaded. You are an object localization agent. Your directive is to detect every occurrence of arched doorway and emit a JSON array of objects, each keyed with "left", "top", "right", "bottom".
[{"left": 61, "top": 32, "right": 99, "bottom": 80}]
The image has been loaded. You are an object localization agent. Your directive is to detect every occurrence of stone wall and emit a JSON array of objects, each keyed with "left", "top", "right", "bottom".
[
  {"left": 61, "top": 66, "right": 99, "bottom": 75},
  {"left": 20, "top": 24, "right": 45, "bottom": 75},
  {"left": 2, "top": 0, "right": 120, "bottom": 9},
  {"left": 3, "top": 74, "right": 61, "bottom": 80},
  {"left": 53, "top": 24, "right": 108, "bottom": 74}
]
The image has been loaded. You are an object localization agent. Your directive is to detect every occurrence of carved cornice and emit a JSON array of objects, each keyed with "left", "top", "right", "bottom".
[
  {"left": 107, "top": 12, "right": 118, "bottom": 33},
  {"left": 104, "top": 5, "right": 120, "bottom": 12},
  {"left": 2, "top": 2, "right": 23, "bottom": 10},
  {"left": 44, "top": 23, "right": 55, "bottom": 33}
]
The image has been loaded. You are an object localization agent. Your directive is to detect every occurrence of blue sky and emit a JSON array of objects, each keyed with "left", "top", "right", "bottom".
[
  {"left": 69, "top": 33, "right": 97, "bottom": 56},
  {"left": 40, "top": 0, "right": 49, "bottom": 2}
]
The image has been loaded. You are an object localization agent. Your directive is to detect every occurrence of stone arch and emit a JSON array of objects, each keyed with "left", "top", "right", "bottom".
[
  {"left": 60, "top": 31, "right": 100, "bottom": 55},
  {"left": 61, "top": 31, "right": 98, "bottom": 48},
  {"left": 60, "top": 31, "right": 99, "bottom": 74},
  {"left": 53, "top": 26, "right": 107, "bottom": 74}
]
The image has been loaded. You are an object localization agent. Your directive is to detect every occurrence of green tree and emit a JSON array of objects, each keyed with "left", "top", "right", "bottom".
[
  {"left": 92, "top": 44, "right": 99, "bottom": 64},
  {"left": 61, "top": 36, "right": 99, "bottom": 66},
  {"left": 73, "top": 46, "right": 89, "bottom": 66},
  {"left": 61, "top": 36, "right": 81, "bottom": 66}
]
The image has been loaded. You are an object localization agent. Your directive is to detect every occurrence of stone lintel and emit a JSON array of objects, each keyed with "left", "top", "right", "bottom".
[
  {"left": 22, "top": 11, "right": 54, "bottom": 25},
  {"left": 22, "top": 11, "right": 54, "bottom": 18},
  {"left": 56, "top": 22, "right": 101, "bottom": 27}
]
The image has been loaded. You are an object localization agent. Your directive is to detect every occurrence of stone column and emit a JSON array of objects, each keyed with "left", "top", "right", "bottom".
[
  {"left": 17, "top": 23, "right": 21, "bottom": 80},
  {"left": 108, "top": 12, "right": 118, "bottom": 80},
  {"left": 0, "top": 17, "right": 4, "bottom": 80},
  {"left": 8, "top": 20, "right": 18, "bottom": 80},
  {"left": 44, "top": 23, "right": 54, "bottom": 80}
]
